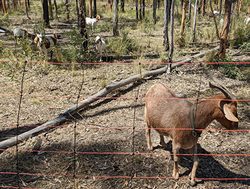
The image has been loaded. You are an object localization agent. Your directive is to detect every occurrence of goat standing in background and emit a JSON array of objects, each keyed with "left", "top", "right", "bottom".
[
  {"left": 145, "top": 82, "right": 238, "bottom": 186},
  {"left": 95, "top": 36, "right": 106, "bottom": 62},
  {"left": 34, "top": 33, "right": 57, "bottom": 60},
  {"left": 86, "top": 15, "right": 101, "bottom": 30}
]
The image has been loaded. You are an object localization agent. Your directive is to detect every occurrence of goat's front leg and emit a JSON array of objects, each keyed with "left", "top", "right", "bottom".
[
  {"left": 172, "top": 143, "right": 180, "bottom": 179},
  {"left": 145, "top": 126, "right": 153, "bottom": 151},
  {"left": 160, "top": 134, "right": 166, "bottom": 146},
  {"left": 189, "top": 144, "right": 199, "bottom": 186}
]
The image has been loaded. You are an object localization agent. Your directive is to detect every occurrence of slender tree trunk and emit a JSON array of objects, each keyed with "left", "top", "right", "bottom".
[
  {"left": 42, "top": 0, "right": 50, "bottom": 27},
  {"left": 93, "top": 0, "right": 97, "bottom": 17},
  {"left": 2, "top": 0, "right": 7, "bottom": 14},
  {"left": 48, "top": 0, "right": 53, "bottom": 19},
  {"left": 219, "top": 0, "right": 222, "bottom": 14},
  {"left": 157, "top": 0, "right": 160, "bottom": 9},
  {"left": 25, "top": 0, "right": 31, "bottom": 19},
  {"left": 54, "top": 0, "right": 58, "bottom": 19},
  {"left": 153, "top": 0, "right": 157, "bottom": 24},
  {"left": 187, "top": 0, "right": 192, "bottom": 25},
  {"left": 142, "top": 0, "right": 145, "bottom": 18},
  {"left": 79, "top": 0, "right": 88, "bottom": 50},
  {"left": 180, "top": 0, "right": 187, "bottom": 36},
  {"left": 139, "top": 0, "right": 142, "bottom": 19},
  {"left": 163, "top": 0, "right": 171, "bottom": 51},
  {"left": 76, "top": 0, "right": 79, "bottom": 25},
  {"left": 113, "top": 0, "right": 119, "bottom": 36},
  {"left": 135, "top": 0, "right": 138, "bottom": 19},
  {"left": 89, "top": 0, "right": 92, "bottom": 17},
  {"left": 201, "top": 0, "right": 206, "bottom": 16},
  {"left": 13, "top": 0, "right": 17, "bottom": 10},
  {"left": 168, "top": 0, "right": 175, "bottom": 70},
  {"left": 192, "top": 0, "right": 198, "bottom": 42},
  {"left": 65, "top": 0, "right": 70, "bottom": 21},
  {"left": 120, "top": 0, "right": 124, "bottom": 12},
  {"left": 219, "top": 0, "right": 234, "bottom": 58}
]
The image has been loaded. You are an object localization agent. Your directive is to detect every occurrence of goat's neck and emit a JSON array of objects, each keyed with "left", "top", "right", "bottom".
[{"left": 194, "top": 99, "right": 219, "bottom": 130}]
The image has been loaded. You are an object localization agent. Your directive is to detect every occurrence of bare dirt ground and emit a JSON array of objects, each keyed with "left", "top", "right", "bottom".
[{"left": 0, "top": 61, "right": 249, "bottom": 189}]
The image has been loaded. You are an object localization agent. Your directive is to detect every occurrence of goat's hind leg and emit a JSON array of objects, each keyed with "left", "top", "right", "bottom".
[
  {"left": 189, "top": 144, "right": 200, "bottom": 186},
  {"left": 159, "top": 134, "right": 166, "bottom": 147},
  {"left": 172, "top": 142, "right": 180, "bottom": 179},
  {"left": 145, "top": 124, "right": 153, "bottom": 151}
]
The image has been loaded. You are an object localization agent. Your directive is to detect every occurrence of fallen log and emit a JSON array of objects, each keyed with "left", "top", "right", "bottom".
[{"left": 0, "top": 46, "right": 220, "bottom": 151}]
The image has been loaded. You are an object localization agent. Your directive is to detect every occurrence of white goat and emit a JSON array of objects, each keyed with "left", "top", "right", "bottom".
[
  {"left": 86, "top": 15, "right": 101, "bottom": 30},
  {"left": 34, "top": 33, "right": 57, "bottom": 59},
  {"left": 13, "top": 27, "right": 28, "bottom": 38},
  {"left": 145, "top": 82, "right": 238, "bottom": 186},
  {"left": 95, "top": 36, "right": 106, "bottom": 62}
]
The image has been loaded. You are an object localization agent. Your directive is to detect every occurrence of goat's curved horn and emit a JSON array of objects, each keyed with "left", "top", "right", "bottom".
[{"left": 209, "top": 81, "right": 236, "bottom": 100}]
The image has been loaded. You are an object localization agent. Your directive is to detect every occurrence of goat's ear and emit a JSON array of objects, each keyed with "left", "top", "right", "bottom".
[{"left": 223, "top": 104, "right": 239, "bottom": 122}]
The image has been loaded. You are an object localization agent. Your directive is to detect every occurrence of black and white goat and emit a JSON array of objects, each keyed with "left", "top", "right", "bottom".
[
  {"left": 34, "top": 33, "right": 57, "bottom": 59},
  {"left": 95, "top": 36, "right": 106, "bottom": 62}
]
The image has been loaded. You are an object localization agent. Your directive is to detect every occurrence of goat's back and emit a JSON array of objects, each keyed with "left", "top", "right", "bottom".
[{"left": 145, "top": 83, "right": 192, "bottom": 139}]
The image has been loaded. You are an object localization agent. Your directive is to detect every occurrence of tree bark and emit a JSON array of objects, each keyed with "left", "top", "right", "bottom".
[
  {"left": 25, "top": 0, "right": 31, "bottom": 19},
  {"left": 79, "top": 0, "right": 88, "bottom": 50},
  {"left": 187, "top": 0, "right": 192, "bottom": 25},
  {"left": 54, "top": 0, "right": 58, "bottom": 19},
  {"left": 65, "top": 0, "right": 70, "bottom": 21},
  {"left": 180, "top": 0, "right": 187, "bottom": 36},
  {"left": 42, "top": 0, "right": 50, "bottom": 27},
  {"left": 219, "top": 0, "right": 223, "bottom": 14},
  {"left": 163, "top": 0, "right": 170, "bottom": 51},
  {"left": 153, "top": 0, "right": 157, "bottom": 24},
  {"left": 168, "top": 0, "right": 175, "bottom": 72},
  {"left": 201, "top": 0, "right": 206, "bottom": 16},
  {"left": 89, "top": 0, "right": 93, "bottom": 17},
  {"left": 135, "top": 0, "right": 138, "bottom": 20},
  {"left": 93, "top": 0, "right": 97, "bottom": 17},
  {"left": 192, "top": 0, "right": 198, "bottom": 42},
  {"left": 219, "top": 0, "right": 234, "bottom": 58},
  {"left": 113, "top": 0, "right": 119, "bottom": 36},
  {"left": 120, "top": 0, "right": 124, "bottom": 12},
  {"left": 48, "top": 0, "right": 53, "bottom": 19},
  {"left": 0, "top": 45, "right": 220, "bottom": 152}
]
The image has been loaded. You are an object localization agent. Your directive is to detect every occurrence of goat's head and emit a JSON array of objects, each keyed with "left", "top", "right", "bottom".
[
  {"left": 34, "top": 34, "right": 43, "bottom": 45},
  {"left": 209, "top": 82, "right": 239, "bottom": 129},
  {"left": 96, "top": 15, "right": 101, "bottom": 21}
]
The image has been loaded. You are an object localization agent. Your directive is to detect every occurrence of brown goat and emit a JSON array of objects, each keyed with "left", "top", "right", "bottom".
[{"left": 144, "top": 82, "right": 238, "bottom": 186}]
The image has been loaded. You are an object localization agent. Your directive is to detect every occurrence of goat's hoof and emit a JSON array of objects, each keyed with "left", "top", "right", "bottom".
[
  {"left": 189, "top": 179, "right": 196, "bottom": 186},
  {"left": 172, "top": 172, "right": 179, "bottom": 180},
  {"left": 147, "top": 146, "right": 153, "bottom": 151}
]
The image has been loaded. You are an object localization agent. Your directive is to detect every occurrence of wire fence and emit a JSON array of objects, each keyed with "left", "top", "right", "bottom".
[{"left": 0, "top": 60, "right": 249, "bottom": 188}]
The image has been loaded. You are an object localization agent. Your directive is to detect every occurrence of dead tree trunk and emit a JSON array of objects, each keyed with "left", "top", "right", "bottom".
[
  {"left": 42, "top": 0, "right": 50, "bottom": 27},
  {"left": 79, "top": 0, "right": 88, "bottom": 50},
  {"left": 163, "top": 0, "right": 171, "bottom": 51},
  {"left": 153, "top": 0, "right": 157, "bottom": 24},
  {"left": 113, "top": 0, "right": 119, "bottom": 36},
  {"left": 139, "top": 0, "right": 142, "bottom": 19},
  {"left": 168, "top": 0, "right": 175, "bottom": 72},
  {"left": 142, "top": 0, "right": 145, "bottom": 18},
  {"left": 192, "top": 0, "right": 198, "bottom": 42},
  {"left": 218, "top": 0, "right": 234, "bottom": 58}
]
